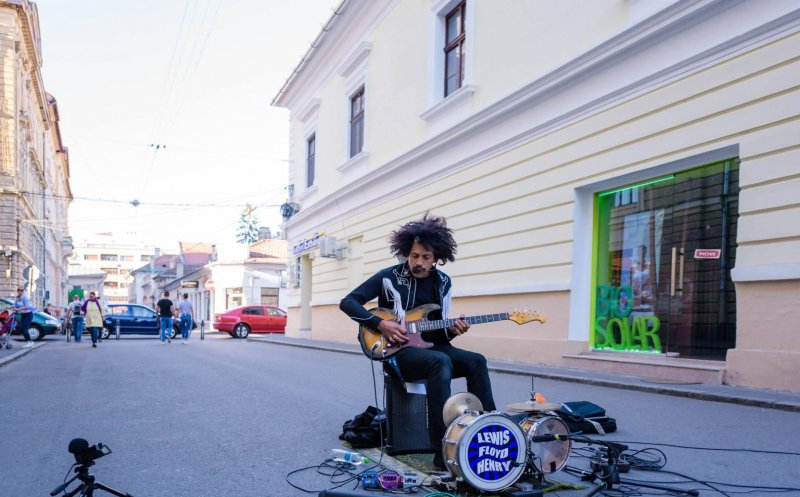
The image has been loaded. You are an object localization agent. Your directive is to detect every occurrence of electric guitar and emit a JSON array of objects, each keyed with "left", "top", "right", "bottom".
[{"left": 358, "top": 303, "right": 546, "bottom": 361}]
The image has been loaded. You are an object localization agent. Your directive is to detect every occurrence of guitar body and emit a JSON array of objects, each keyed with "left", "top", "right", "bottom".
[
  {"left": 358, "top": 304, "right": 439, "bottom": 361},
  {"left": 358, "top": 304, "right": 546, "bottom": 361}
]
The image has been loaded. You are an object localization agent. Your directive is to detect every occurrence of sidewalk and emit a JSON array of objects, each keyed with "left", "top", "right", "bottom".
[
  {"left": 248, "top": 334, "right": 800, "bottom": 412},
  {"left": 0, "top": 340, "right": 44, "bottom": 368}
]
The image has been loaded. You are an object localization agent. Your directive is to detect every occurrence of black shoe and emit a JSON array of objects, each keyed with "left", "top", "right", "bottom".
[
  {"left": 92, "top": 343, "right": 97, "bottom": 348},
  {"left": 433, "top": 452, "right": 446, "bottom": 470}
]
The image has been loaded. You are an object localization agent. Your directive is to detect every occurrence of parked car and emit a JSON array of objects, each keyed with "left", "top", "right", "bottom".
[
  {"left": 0, "top": 297, "right": 61, "bottom": 341},
  {"left": 214, "top": 305, "right": 287, "bottom": 338},
  {"left": 102, "top": 304, "right": 180, "bottom": 340}
]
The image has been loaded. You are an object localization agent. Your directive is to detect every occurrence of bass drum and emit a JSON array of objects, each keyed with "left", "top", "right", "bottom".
[
  {"left": 519, "top": 415, "right": 571, "bottom": 473},
  {"left": 442, "top": 412, "right": 526, "bottom": 492}
]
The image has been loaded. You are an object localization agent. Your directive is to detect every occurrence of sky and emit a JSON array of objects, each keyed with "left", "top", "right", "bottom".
[{"left": 37, "top": 0, "right": 340, "bottom": 251}]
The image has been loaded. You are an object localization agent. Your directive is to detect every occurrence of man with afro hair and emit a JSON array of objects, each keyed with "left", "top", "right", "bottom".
[{"left": 340, "top": 213, "right": 496, "bottom": 468}]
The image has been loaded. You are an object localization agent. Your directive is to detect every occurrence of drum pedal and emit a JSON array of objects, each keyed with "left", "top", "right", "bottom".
[{"left": 500, "top": 483, "right": 544, "bottom": 497}]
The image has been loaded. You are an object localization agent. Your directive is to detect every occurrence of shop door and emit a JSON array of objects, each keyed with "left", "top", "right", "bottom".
[{"left": 593, "top": 160, "right": 739, "bottom": 359}]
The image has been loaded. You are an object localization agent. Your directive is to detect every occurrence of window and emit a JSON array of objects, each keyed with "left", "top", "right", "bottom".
[
  {"left": 349, "top": 86, "right": 365, "bottom": 157},
  {"left": 260, "top": 288, "right": 279, "bottom": 306},
  {"left": 226, "top": 287, "right": 243, "bottom": 310},
  {"left": 109, "top": 306, "right": 130, "bottom": 316},
  {"left": 141, "top": 255, "right": 153, "bottom": 262},
  {"left": 268, "top": 307, "right": 286, "bottom": 317},
  {"left": 100, "top": 254, "right": 118, "bottom": 261},
  {"left": 591, "top": 161, "right": 739, "bottom": 359},
  {"left": 243, "top": 307, "right": 265, "bottom": 316},
  {"left": 444, "top": 2, "right": 466, "bottom": 97},
  {"left": 101, "top": 267, "right": 118, "bottom": 275},
  {"left": 132, "top": 306, "right": 153, "bottom": 318},
  {"left": 119, "top": 255, "right": 134, "bottom": 262},
  {"left": 306, "top": 134, "right": 316, "bottom": 188},
  {"left": 84, "top": 254, "right": 98, "bottom": 261}
]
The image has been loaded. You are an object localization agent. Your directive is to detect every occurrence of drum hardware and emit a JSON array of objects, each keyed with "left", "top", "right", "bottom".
[
  {"left": 506, "top": 401, "right": 562, "bottom": 413},
  {"left": 442, "top": 392, "right": 483, "bottom": 426},
  {"left": 442, "top": 411, "right": 528, "bottom": 493},
  {"left": 507, "top": 377, "right": 561, "bottom": 413}
]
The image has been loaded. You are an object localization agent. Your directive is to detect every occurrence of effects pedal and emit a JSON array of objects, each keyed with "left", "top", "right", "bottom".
[
  {"left": 360, "top": 471, "right": 379, "bottom": 490},
  {"left": 590, "top": 457, "right": 630, "bottom": 473}
]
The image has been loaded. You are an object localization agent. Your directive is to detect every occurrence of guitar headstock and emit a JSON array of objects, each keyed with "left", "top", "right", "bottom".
[{"left": 508, "top": 309, "right": 547, "bottom": 325}]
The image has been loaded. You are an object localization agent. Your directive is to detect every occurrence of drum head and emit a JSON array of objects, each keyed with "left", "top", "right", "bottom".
[
  {"left": 445, "top": 413, "right": 526, "bottom": 492},
  {"left": 523, "top": 416, "right": 571, "bottom": 473}
]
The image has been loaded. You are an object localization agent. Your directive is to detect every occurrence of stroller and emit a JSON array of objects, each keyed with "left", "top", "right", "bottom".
[{"left": 0, "top": 308, "right": 16, "bottom": 349}]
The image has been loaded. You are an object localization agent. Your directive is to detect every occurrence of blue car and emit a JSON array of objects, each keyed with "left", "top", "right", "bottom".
[{"left": 101, "top": 304, "right": 179, "bottom": 339}]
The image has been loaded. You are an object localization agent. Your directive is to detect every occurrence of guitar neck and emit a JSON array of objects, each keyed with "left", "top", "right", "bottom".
[{"left": 415, "top": 313, "right": 509, "bottom": 332}]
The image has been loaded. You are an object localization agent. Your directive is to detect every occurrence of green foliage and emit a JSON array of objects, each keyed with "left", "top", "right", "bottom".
[{"left": 236, "top": 204, "right": 259, "bottom": 244}]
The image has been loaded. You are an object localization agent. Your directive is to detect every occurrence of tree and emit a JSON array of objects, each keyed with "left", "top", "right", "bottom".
[{"left": 236, "top": 204, "right": 259, "bottom": 244}]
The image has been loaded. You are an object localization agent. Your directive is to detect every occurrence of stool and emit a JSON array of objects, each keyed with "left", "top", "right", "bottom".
[{"left": 384, "top": 372, "right": 436, "bottom": 455}]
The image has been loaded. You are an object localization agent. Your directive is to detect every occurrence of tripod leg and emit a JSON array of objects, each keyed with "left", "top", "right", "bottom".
[{"left": 92, "top": 482, "right": 134, "bottom": 497}]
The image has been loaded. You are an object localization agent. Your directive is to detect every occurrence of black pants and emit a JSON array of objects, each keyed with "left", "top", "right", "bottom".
[
  {"left": 394, "top": 343, "right": 496, "bottom": 447},
  {"left": 18, "top": 312, "right": 33, "bottom": 341}
]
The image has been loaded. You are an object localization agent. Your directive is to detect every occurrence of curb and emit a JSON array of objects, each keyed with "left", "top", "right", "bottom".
[
  {"left": 0, "top": 341, "right": 43, "bottom": 368},
  {"left": 247, "top": 336, "right": 800, "bottom": 413}
]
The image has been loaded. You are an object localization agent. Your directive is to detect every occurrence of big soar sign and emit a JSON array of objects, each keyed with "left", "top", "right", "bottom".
[
  {"left": 594, "top": 284, "right": 662, "bottom": 352},
  {"left": 468, "top": 424, "right": 521, "bottom": 480}
]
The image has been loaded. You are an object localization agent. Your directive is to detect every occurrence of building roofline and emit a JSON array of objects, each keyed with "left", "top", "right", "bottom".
[{"left": 271, "top": 0, "right": 348, "bottom": 107}]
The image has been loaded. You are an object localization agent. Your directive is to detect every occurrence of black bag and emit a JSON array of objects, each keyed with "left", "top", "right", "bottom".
[
  {"left": 339, "top": 406, "right": 387, "bottom": 449},
  {"left": 556, "top": 401, "right": 617, "bottom": 435}
]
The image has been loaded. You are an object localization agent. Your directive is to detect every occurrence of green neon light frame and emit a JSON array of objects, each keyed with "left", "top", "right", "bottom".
[{"left": 597, "top": 175, "right": 674, "bottom": 198}]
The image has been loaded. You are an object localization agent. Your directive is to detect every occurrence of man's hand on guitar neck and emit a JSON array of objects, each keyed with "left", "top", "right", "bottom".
[
  {"left": 447, "top": 315, "right": 470, "bottom": 337},
  {"left": 377, "top": 319, "right": 409, "bottom": 345}
]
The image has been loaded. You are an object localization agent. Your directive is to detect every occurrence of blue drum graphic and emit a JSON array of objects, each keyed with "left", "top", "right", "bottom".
[{"left": 443, "top": 412, "right": 526, "bottom": 492}]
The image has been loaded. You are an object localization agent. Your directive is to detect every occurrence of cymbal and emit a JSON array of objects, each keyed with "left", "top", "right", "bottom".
[
  {"left": 505, "top": 400, "right": 562, "bottom": 413},
  {"left": 443, "top": 392, "right": 483, "bottom": 426}
]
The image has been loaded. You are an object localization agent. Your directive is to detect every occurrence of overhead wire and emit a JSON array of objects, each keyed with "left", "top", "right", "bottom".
[{"left": 139, "top": 0, "right": 223, "bottom": 199}]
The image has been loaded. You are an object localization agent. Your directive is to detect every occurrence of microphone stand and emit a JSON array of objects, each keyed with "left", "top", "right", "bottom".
[{"left": 566, "top": 436, "right": 699, "bottom": 497}]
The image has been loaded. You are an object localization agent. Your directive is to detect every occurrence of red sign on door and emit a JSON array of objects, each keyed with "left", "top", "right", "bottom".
[{"left": 694, "top": 249, "right": 721, "bottom": 259}]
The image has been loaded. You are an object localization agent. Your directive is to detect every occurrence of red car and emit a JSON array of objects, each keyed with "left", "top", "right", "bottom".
[{"left": 213, "top": 305, "right": 287, "bottom": 338}]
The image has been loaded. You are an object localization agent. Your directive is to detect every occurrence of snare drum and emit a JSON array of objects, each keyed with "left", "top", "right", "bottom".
[
  {"left": 442, "top": 412, "right": 526, "bottom": 492},
  {"left": 519, "top": 415, "right": 571, "bottom": 473}
]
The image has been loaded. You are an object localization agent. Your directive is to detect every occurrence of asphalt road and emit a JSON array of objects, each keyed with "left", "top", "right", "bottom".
[{"left": 1, "top": 334, "right": 798, "bottom": 497}]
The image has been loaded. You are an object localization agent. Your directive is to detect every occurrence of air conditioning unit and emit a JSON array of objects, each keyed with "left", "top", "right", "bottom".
[{"left": 318, "top": 236, "right": 339, "bottom": 258}]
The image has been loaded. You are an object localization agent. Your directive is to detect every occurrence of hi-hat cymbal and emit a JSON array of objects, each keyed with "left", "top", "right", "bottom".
[
  {"left": 443, "top": 392, "right": 483, "bottom": 426},
  {"left": 505, "top": 400, "right": 562, "bottom": 413}
]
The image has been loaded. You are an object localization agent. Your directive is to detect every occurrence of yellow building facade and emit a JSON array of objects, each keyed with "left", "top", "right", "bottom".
[{"left": 273, "top": 0, "right": 800, "bottom": 392}]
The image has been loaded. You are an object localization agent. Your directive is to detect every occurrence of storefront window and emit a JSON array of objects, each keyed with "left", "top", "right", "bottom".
[{"left": 592, "top": 161, "right": 739, "bottom": 359}]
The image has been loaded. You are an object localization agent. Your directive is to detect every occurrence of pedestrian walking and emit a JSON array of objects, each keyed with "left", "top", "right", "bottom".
[
  {"left": 81, "top": 292, "right": 105, "bottom": 348},
  {"left": 156, "top": 291, "right": 175, "bottom": 344},
  {"left": 12, "top": 287, "right": 36, "bottom": 348},
  {"left": 65, "top": 295, "right": 84, "bottom": 343},
  {"left": 177, "top": 293, "right": 194, "bottom": 344}
]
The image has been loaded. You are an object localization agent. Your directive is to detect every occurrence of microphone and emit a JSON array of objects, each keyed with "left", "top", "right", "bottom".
[
  {"left": 529, "top": 434, "right": 568, "bottom": 443},
  {"left": 68, "top": 438, "right": 89, "bottom": 454}
]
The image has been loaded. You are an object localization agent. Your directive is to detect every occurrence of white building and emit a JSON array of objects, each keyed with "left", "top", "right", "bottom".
[
  {"left": 69, "top": 235, "right": 156, "bottom": 305},
  {"left": 273, "top": 0, "right": 800, "bottom": 392}
]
